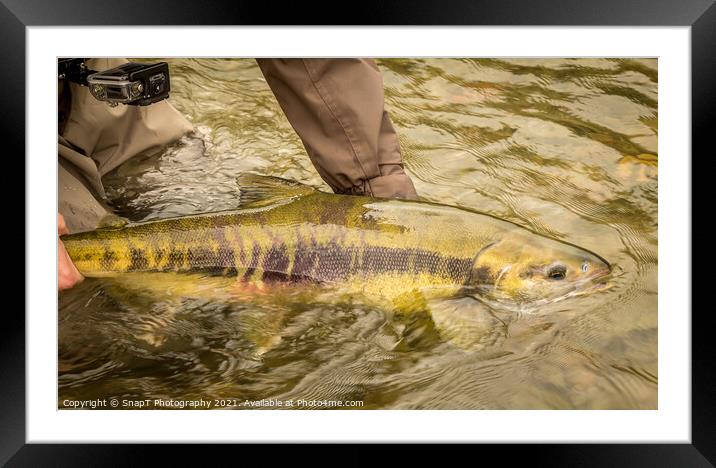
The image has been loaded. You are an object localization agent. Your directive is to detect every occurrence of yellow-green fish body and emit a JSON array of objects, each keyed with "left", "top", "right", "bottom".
[{"left": 62, "top": 175, "right": 611, "bottom": 308}]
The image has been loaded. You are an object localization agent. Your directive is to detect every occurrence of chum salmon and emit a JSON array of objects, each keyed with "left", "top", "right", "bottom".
[{"left": 62, "top": 174, "right": 612, "bottom": 310}]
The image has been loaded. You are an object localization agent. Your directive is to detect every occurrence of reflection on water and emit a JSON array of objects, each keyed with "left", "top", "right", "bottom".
[{"left": 60, "top": 58, "right": 657, "bottom": 409}]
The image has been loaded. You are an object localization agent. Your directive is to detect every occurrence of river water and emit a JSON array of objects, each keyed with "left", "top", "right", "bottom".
[{"left": 59, "top": 58, "right": 657, "bottom": 409}]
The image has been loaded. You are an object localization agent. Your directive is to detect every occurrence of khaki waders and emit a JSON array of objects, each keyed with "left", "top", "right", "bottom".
[{"left": 58, "top": 58, "right": 416, "bottom": 233}]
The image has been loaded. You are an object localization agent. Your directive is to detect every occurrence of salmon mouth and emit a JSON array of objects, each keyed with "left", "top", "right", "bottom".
[
  {"left": 590, "top": 266, "right": 613, "bottom": 282},
  {"left": 593, "top": 262, "right": 620, "bottom": 282},
  {"left": 575, "top": 264, "right": 621, "bottom": 296}
]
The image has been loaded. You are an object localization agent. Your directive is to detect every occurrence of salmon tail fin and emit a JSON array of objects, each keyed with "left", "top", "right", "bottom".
[{"left": 236, "top": 173, "right": 317, "bottom": 207}]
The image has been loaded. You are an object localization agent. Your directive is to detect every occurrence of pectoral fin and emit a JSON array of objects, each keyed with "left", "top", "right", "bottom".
[
  {"left": 385, "top": 290, "right": 443, "bottom": 351},
  {"left": 429, "top": 297, "right": 509, "bottom": 351}
]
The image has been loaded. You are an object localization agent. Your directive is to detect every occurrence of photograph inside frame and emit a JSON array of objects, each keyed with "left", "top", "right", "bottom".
[{"left": 57, "top": 57, "right": 657, "bottom": 410}]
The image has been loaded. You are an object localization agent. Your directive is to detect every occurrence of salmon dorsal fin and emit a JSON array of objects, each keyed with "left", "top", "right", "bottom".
[
  {"left": 236, "top": 174, "right": 317, "bottom": 207},
  {"left": 96, "top": 213, "right": 129, "bottom": 230}
]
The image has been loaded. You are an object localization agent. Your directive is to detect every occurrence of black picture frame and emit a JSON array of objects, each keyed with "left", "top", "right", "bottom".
[{"left": 4, "top": 0, "right": 709, "bottom": 465}]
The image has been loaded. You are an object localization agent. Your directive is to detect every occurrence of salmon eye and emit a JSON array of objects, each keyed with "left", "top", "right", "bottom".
[
  {"left": 546, "top": 265, "right": 567, "bottom": 280},
  {"left": 581, "top": 262, "right": 589, "bottom": 273}
]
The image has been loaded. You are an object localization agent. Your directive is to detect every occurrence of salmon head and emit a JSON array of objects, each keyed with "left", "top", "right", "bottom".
[{"left": 468, "top": 231, "right": 612, "bottom": 310}]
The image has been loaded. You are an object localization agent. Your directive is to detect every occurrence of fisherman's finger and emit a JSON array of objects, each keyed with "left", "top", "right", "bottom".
[
  {"left": 58, "top": 213, "right": 69, "bottom": 236},
  {"left": 58, "top": 238, "right": 84, "bottom": 290}
]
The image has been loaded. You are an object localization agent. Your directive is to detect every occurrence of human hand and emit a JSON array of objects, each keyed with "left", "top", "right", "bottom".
[{"left": 58, "top": 213, "right": 83, "bottom": 291}]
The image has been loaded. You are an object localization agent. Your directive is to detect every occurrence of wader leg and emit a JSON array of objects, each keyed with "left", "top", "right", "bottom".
[
  {"left": 256, "top": 58, "right": 418, "bottom": 200},
  {"left": 58, "top": 160, "right": 111, "bottom": 233},
  {"left": 57, "top": 58, "right": 194, "bottom": 232}
]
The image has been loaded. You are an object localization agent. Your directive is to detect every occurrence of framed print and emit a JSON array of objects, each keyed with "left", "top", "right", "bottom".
[{"left": 5, "top": 0, "right": 710, "bottom": 464}]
